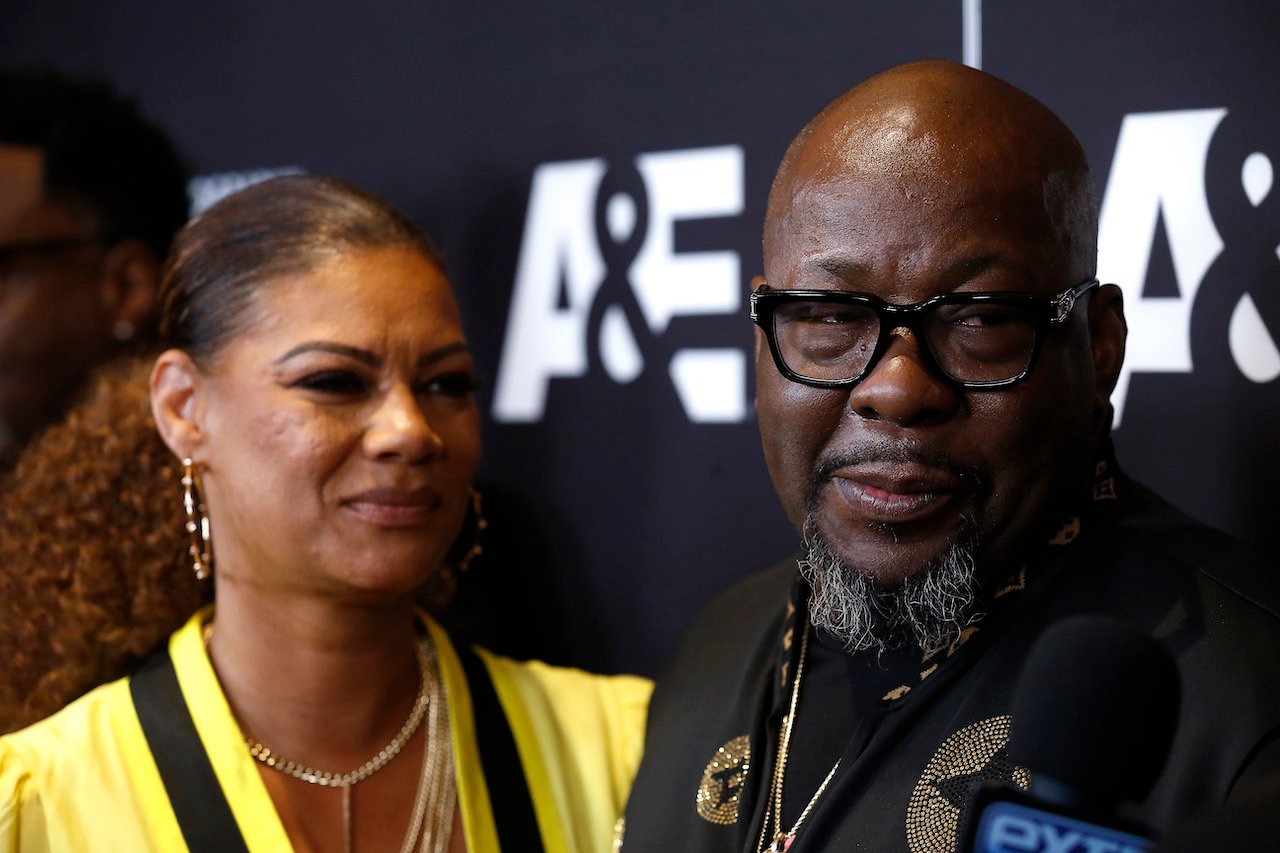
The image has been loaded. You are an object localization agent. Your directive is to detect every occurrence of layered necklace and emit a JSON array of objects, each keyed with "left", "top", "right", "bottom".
[
  {"left": 206, "top": 624, "right": 454, "bottom": 853},
  {"left": 757, "top": 619, "right": 842, "bottom": 853}
]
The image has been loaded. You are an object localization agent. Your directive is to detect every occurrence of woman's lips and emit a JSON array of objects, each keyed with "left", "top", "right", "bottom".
[
  {"left": 829, "top": 467, "right": 965, "bottom": 526},
  {"left": 341, "top": 487, "right": 441, "bottom": 527}
]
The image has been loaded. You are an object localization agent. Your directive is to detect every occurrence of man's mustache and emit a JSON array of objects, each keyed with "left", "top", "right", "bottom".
[{"left": 811, "top": 438, "right": 984, "bottom": 489}]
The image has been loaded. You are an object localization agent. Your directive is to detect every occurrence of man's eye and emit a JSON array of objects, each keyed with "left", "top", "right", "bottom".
[
  {"left": 293, "top": 371, "right": 367, "bottom": 395},
  {"left": 940, "top": 305, "right": 1023, "bottom": 327},
  {"left": 788, "top": 304, "right": 875, "bottom": 326},
  {"left": 419, "top": 372, "right": 480, "bottom": 398}
]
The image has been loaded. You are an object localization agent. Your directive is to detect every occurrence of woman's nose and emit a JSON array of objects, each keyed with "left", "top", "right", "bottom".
[{"left": 362, "top": 384, "right": 444, "bottom": 462}]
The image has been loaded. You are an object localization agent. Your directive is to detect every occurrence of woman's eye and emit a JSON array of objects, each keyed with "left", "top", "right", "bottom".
[
  {"left": 293, "top": 371, "right": 368, "bottom": 395},
  {"left": 419, "top": 372, "right": 480, "bottom": 398}
]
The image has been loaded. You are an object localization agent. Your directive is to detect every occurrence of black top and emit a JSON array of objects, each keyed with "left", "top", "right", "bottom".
[{"left": 621, "top": 465, "right": 1280, "bottom": 852}]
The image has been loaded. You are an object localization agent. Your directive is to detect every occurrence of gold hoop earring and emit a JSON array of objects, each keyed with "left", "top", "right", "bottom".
[
  {"left": 456, "top": 487, "right": 487, "bottom": 574},
  {"left": 418, "top": 487, "right": 488, "bottom": 612},
  {"left": 181, "top": 458, "right": 213, "bottom": 580}
]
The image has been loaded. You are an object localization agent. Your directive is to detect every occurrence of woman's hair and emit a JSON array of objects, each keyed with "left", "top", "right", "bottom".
[
  {"left": 160, "top": 174, "right": 442, "bottom": 364},
  {"left": 0, "top": 176, "right": 452, "bottom": 732},
  {"left": 0, "top": 356, "right": 203, "bottom": 733}
]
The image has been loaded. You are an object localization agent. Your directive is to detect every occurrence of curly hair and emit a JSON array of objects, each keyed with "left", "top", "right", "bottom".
[{"left": 0, "top": 355, "right": 207, "bottom": 733}]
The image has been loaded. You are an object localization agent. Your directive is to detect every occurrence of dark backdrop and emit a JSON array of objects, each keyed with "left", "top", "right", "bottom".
[{"left": 5, "top": 1, "right": 1276, "bottom": 675}]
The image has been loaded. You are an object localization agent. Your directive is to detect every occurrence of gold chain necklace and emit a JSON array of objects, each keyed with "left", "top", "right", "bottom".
[
  {"left": 757, "top": 619, "right": 842, "bottom": 853},
  {"left": 399, "top": 650, "right": 454, "bottom": 853},
  {"left": 243, "top": 639, "right": 430, "bottom": 788},
  {"left": 204, "top": 622, "right": 451, "bottom": 853}
]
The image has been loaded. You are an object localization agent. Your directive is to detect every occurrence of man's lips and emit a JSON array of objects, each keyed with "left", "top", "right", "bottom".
[
  {"left": 341, "top": 487, "right": 442, "bottom": 527},
  {"left": 828, "top": 465, "right": 967, "bottom": 526}
]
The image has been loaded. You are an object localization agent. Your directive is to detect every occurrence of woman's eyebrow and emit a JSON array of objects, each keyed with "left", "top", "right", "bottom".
[
  {"left": 272, "top": 340, "right": 471, "bottom": 368},
  {"left": 273, "top": 342, "right": 379, "bottom": 367}
]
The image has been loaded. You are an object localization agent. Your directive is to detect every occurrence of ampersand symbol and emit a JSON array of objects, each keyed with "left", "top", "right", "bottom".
[
  {"left": 1192, "top": 110, "right": 1280, "bottom": 385},
  {"left": 587, "top": 164, "right": 658, "bottom": 383}
]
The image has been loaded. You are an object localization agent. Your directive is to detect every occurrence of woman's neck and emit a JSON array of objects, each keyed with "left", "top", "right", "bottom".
[{"left": 206, "top": 575, "right": 425, "bottom": 773}]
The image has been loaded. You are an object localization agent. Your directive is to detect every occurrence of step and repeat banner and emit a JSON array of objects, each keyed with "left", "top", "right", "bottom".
[{"left": 4, "top": 1, "right": 1276, "bottom": 674}]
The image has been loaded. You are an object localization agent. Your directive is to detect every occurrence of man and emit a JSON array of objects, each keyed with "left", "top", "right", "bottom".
[
  {"left": 0, "top": 65, "right": 188, "bottom": 465},
  {"left": 621, "top": 61, "right": 1280, "bottom": 851}
]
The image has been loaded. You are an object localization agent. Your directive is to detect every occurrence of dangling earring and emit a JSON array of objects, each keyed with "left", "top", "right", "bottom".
[
  {"left": 455, "top": 487, "right": 487, "bottom": 574},
  {"left": 419, "top": 488, "right": 488, "bottom": 612},
  {"left": 181, "top": 458, "right": 213, "bottom": 580}
]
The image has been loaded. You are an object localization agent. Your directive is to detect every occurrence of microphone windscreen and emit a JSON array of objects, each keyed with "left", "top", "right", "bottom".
[{"left": 1008, "top": 615, "right": 1180, "bottom": 810}]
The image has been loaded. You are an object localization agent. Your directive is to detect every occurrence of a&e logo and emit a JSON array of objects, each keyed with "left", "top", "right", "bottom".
[
  {"left": 1099, "top": 108, "right": 1280, "bottom": 423},
  {"left": 492, "top": 145, "right": 746, "bottom": 424}
]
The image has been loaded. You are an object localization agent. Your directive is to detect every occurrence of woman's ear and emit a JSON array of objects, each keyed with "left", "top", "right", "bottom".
[{"left": 150, "top": 349, "right": 205, "bottom": 462}]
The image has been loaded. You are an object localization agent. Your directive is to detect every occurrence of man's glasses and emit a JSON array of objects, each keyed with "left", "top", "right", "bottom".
[{"left": 750, "top": 278, "right": 1101, "bottom": 390}]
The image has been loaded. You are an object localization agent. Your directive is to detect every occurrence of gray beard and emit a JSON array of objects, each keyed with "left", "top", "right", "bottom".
[{"left": 799, "top": 513, "right": 983, "bottom": 654}]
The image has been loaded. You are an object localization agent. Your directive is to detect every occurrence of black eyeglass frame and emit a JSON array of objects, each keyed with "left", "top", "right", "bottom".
[{"left": 749, "top": 277, "right": 1101, "bottom": 390}]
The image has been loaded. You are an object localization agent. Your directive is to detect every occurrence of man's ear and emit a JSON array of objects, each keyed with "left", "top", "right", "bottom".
[
  {"left": 151, "top": 349, "right": 205, "bottom": 462},
  {"left": 99, "top": 239, "right": 162, "bottom": 342},
  {"left": 1088, "top": 283, "right": 1127, "bottom": 427}
]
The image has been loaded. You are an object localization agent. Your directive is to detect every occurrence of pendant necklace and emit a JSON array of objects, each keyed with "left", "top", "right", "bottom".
[
  {"left": 758, "top": 619, "right": 842, "bottom": 853},
  {"left": 205, "top": 622, "right": 453, "bottom": 852}
]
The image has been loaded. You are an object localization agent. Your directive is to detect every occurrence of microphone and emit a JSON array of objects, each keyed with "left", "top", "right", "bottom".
[{"left": 961, "top": 615, "right": 1181, "bottom": 853}]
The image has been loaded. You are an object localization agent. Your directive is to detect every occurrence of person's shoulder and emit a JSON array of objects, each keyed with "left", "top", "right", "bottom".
[
  {"left": 679, "top": 557, "right": 796, "bottom": 649},
  {"left": 471, "top": 649, "right": 651, "bottom": 851},
  {"left": 1112, "top": 478, "right": 1280, "bottom": 622},
  {"left": 1, "top": 675, "right": 135, "bottom": 780},
  {"left": 650, "top": 557, "right": 795, "bottom": 699},
  {"left": 480, "top": 650, "right": 653, "bottom": 714}
]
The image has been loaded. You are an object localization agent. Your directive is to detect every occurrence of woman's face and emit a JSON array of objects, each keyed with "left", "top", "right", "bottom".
[{"left": 186, "top": 245, "right": 481, "bottom": 600}]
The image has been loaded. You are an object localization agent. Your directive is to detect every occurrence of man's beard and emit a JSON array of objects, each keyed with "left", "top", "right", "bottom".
[{"left": 799, "top": 512, "right": 983, "bottom": 655}]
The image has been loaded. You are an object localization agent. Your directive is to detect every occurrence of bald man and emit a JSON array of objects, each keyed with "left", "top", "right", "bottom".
[{"left": 620, "top": 61, "right": 1280, "bottom": 851}]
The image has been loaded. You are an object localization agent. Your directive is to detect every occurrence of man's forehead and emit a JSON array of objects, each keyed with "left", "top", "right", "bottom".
[
  {"left": 0, "top": 144, "right": 93, "bottom": 241},
  {"left": 807, "top": 102, "right": 946, "bottom": 175},
  {"left": 764, "top": 69, "right": 1095, "bottom": 283}
]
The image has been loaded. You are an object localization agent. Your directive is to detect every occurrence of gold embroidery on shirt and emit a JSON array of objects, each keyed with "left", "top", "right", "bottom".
[
  {"left": 696, "top": 735, "right": 752, "bottom": 825},
  {"left": 919, "top": 663, "right": 940, "bottom": 681},
  {"left": 994, "top": 567, "right": 1027, "bottom": 598},
  {"left": 883, "top": 684, "right": 912, "bottom": 701},
  {"left": 904, "top": 715, "right": 1029, "bottom": 852},
  {"left": 1049, "top": 517, "right": 1082, "bottom": 546},
  {"left": 947, "top": 626, "right": 979, "bottom": 657},
  {"left": 1093, "top": 477, "right": 1118, "bottom": 501}
]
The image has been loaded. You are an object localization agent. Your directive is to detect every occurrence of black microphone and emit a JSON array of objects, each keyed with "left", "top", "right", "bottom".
[{"left": 961, "top": 615, "right": 1181, "bottom": 853}]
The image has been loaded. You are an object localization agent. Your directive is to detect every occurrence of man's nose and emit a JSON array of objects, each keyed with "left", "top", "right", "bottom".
[
  {"left": 363, "top": 384, "right": 444, "bottom": 462},
  {"left": 846, "top": 326, "right": 963, "bottom": 426}
]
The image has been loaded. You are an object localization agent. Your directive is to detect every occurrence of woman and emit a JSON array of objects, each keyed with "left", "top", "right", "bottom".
[{"left": 0, "top": 176, "right": 651, "bottom": 852}]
